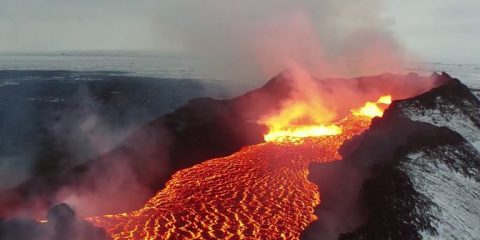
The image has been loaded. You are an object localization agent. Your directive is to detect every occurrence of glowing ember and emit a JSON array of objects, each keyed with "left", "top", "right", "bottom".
[{"left": 88, "top": 95, "right": 392, "bottom": 239}]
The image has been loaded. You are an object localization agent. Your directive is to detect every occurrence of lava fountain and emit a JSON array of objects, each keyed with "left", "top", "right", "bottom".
[{"left": 87, "top": 93, "right": 391, "bottom": 239}]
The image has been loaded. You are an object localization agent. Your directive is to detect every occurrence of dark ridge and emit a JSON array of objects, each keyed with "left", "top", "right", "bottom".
[
  {"left": 231, "top": 71, "right": 296, "bottom": 120},
  {"left": 337, "top": 128, "right": 480, "bottom": 240},
  {"left": 302, "top": 75, "right": 480, "bottom": 240},
  {"left": 386, "top": 72, "right": 480, "bottom": 130},
  {"left": 388, "top": 72, "right": 480, "bottom": 110},
  {"left": 302, "top": 116, "right": 472, "bottom": 240}
]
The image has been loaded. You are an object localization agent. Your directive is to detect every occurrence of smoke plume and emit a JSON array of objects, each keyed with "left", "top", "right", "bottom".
[{"left": 154, "top": 0, "right": 409, "bottom": 82}]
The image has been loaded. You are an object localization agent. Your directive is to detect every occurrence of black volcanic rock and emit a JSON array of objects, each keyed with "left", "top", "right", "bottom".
[
  {"left": 0, "top": 218, "right": 43, "bottom": 240},
  {"left": 0, "top": 71, "right": 447, "bottom": 218},
  {"left": 302, "top": 73, "right": 480, "bottom": 239},
  {"left": 0, "top": 203, "right": 108, "bottom": 240},
  {"left": 47, "top": 204, "right": 109, "bottom": 240}
]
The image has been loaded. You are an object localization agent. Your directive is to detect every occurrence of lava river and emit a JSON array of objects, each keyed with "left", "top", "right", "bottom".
[{"left": 88, "top": 96, "right": 391, "bottom": 239}]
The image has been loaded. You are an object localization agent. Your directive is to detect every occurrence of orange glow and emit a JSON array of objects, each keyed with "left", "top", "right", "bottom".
[
  {"left": 260, "top": 95, "right": 392, "bottom": 142},
  {"left": 258, "top": 100, "right": 339, "bottom": 143},
  {"left": 87, "top": 115, "right": 373, "bottom": 240},
  {"left": 264, "top": 125, "right": 342, "bottom": 142},
  {"left": 352, "top": 95, "right": 392, "bottom": 118},
  {"left": 87, "top": 94, "right": 393, "bottom": 239},
  {"left": 377, "top": 95, "right": 392, "bottom": 104}
]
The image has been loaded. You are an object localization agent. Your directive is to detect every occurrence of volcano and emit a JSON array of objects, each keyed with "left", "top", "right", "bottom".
[{"left": 1, "top": 72, "right": 479, "bottom": 240}]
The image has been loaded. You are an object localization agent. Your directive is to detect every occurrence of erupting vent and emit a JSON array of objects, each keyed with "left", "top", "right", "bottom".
[
  {"left": 261, "top": 95, "right": 391, "bottom": 143},
  {"left": 88, "top": 96, "right": 392, "bottom": 239}
]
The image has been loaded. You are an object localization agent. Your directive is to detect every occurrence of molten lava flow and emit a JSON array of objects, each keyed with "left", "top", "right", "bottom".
[
  {"left": 259, "top": 100, "right": 341, "bottom": 143},
  {"left": 352, "top": 95, "right": 392, "bottom": 118},
  {"left": 88, "top": 96, "right": 392, "bottom": 240},
  {"left": 263, "top": 125, "right": 342, "bottom": 143},
  {"left": 259, "top": 102, "right": 342, "bottom": 142},
  {"left": 261, "top": 96, "right": 392, "bottom": 143}
]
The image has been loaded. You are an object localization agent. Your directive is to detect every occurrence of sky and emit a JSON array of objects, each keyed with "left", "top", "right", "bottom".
[
  {"left": 0, "top": 0, "right": 479, "bottom": 64},
  {"left": 385, "top": 0, "right": 480, "bottom": 64}
]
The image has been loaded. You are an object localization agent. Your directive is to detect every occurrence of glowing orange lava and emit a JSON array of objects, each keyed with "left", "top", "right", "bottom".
[
  {"left": 352, "top": 95, "right": 392, "bottom": 118},
  {"left": 87, "top": 96, "right": 392, "bottom": 239},
  {"left": 258, "top": 100, "right": 340, "bottom": 143},
  {"left": 261, "top": 95, "right": 392, "bottom": 143}
]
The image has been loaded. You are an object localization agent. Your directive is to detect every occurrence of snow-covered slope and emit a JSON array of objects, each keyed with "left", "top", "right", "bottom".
[
  {"left": 395, "top": 73, "right": 480, "bottom": 152},
  {"left": 305, "top": 74, "right": 480, "bottom": 240},
  {"left": 403, "top": 147, "right": 480, "bottom": 240},
  {"left": 394, "top": 75, "right": 480, "bottom": 240}
]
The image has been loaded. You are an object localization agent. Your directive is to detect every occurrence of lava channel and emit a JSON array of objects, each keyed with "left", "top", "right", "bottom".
[{"left": 87, "top": 96, "right": 391, "bottom": 240}]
